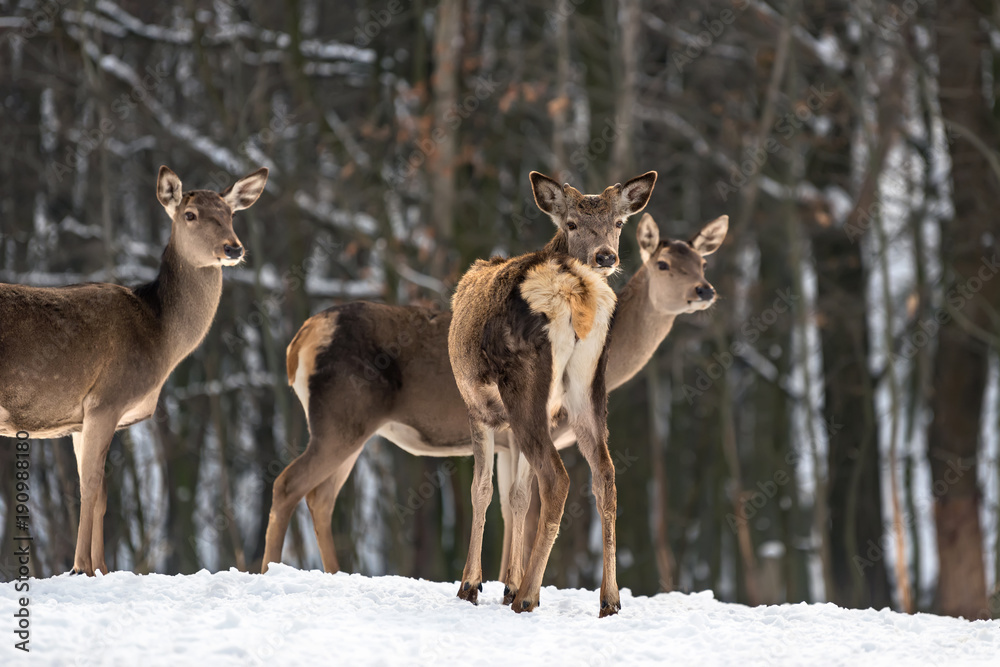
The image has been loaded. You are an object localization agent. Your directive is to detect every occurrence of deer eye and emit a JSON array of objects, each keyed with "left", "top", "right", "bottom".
[
  {"left": 185, "top": 212, "right": 196, "bottom": 221},
  {"left": 657, "top": 261, "right": 670, "bottom": 271},
  {"left": 615, "top": 220, "right": 624, "bottom": 229},
  {"left": 566, "top": 221, "right": 578, "bottom": 231}
]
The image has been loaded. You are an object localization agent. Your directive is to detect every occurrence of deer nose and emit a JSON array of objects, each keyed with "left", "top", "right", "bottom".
[
  {"left": 696, "top": 284, "right": 715, "bottom": 301},
  {"left": 595, "top": 251, "right": 617, "bottom": 267},
  {"left": 224, "top": 244, "right": 244, "bottom": 260}
]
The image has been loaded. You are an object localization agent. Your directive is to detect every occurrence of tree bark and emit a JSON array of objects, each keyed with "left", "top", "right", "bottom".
[
  {"left": 927, "top": 0, "right": 997, "bottom": 621},
  {"left": 611, "top": 0, "right": 639, "bottom": 181},
  {"left": 813, "top": 226, "right": 892, "bottom": 609},
  {"left": 429, "top": 0, "right": 462, "bottom": 276}
]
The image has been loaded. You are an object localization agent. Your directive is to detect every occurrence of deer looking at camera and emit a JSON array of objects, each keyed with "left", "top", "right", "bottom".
[
  {"left": 496, "top": 211, "right": 727, "bottom": 595},
  {"left": 448, "top": 170, "right": 656, "bottom": 617},
  {"left": 260, "top": 211, "right": 727, "bottom": 588},
  {"left": 0, "top": 165, "right": 267, "bottom": 576}
]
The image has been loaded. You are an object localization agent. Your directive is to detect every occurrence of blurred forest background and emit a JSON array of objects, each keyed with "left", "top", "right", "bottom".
[{"left": 1, "top": 0, "right": 999, "bottom": 620}]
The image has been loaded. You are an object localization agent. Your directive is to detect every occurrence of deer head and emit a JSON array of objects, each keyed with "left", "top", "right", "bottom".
[
  {"left": 637, "top": 213, "right": 728, "bottom": 313},
  {"left": 156, "top": 165, "right": 269, "bottom": 268},
  {"left": 530, "top": 171, "right": 657, "bottom": 276}
]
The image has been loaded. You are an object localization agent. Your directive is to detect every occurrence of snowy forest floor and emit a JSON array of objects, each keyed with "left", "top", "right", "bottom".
[{"left": 2, "top": 564, "right": 998, "bottom": 665}]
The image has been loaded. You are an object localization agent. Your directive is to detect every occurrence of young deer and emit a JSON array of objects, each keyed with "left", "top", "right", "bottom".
[
  {"left": 448, "top": 171, "right": 656, "bottom": 617},
  {"left": 496, "top": 211, "right": 727, "bottom": 593},
  {"left": 260, "top": 212, "right": 727, "bottom": 581},
  {"left": 0, "top": 165, "right": 267, "bottom": 576}
]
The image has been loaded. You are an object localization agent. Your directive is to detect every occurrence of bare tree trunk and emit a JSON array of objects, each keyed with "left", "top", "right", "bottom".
[
  {"left": 873, "top": 199, "right": 914, "bottom": 613},
  {"left": 161, "top": 383, "right": 206, "bottom": 574},
  {"left": 807, "top": 36, "right": 896, "bottom": 609},
  {"left": 926, "top": 0, "right": 996, "bottom": 621},
  {"left": 647, "top": 366, "right": 675, "bottom": 591},
  {"left": 430, "top": 0, "right": 462, "bottom": 276},
  {"left": 611, "top": 0, "right": 639, "bottom": 181},
  {"left": 552, "top": 0, "right": 571, "bottom": 178},
  {"left": 813, "top": 222, "right": 892, "bottom": 609},
  {"left": 717, "top": 331, "right": 760, "bottom": 605}
]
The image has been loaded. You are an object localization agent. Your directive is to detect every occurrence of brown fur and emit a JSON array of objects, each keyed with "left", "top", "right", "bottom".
[
  {"left": 0, "top": 165, "right": 267, "bottom": 575},
  {"left": 286, "top": 311, "right": 340, "bottom": 427},
  {"left": 447, "top": 172, "right": 655, "bottom": 617},
  {"left": 286, "top": 321, "right": 308, "bottom": 386}
]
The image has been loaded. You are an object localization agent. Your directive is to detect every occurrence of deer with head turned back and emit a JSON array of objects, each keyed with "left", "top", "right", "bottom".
[
  {"left": 261, "top": 211, "right": 727, "bottom": 595},
  {"left": 0, "top": 165, "right": 268, "bottom": 576},
  {"left": 448, "top": 170, "right": 656, "bottom": 616}
]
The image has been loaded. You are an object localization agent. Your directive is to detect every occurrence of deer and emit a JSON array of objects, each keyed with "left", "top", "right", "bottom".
[
  {"left": 495, "top": 210, "right": 726, "bottom": 596},
  {"left": 0, "top": 165, "right": 268, "bottom": 576},
  {"left": 447, "top": 170, "right": 657, "bottom": 617},
  {"left": 261, "top": 209, "right": 727, "bottom": 598}
]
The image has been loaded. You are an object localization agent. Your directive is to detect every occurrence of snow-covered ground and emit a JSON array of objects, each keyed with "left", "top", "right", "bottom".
[{"left": 2, "top": 564, "right": 997, "bottom": 666}]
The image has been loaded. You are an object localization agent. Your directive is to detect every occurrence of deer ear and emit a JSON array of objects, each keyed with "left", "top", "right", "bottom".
[
  {"left": 617, "top": 171, "right": 657, "bottom": 216},
  {"left": 223, "top": 167, "right": 269, "bottom": 212},
  {"left": 157, "top": 166, "right": 182, "bottom": 218},
  {"left": 690, "top": 215, "right": 728, "bottom": 256},
  {"left": 530, "top": 171, "right": 567, "bottom": 219},
  {"left": 637, "top": 213, "right": 660, "bottom": 263}
]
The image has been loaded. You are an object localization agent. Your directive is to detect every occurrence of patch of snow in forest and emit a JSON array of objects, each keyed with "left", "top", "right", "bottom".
[{"left": 4, "top": 567, "right": 997, "bottom": 666}]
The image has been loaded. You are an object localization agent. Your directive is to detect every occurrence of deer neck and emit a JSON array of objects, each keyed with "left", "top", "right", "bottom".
[
  {"left": 141, "top": 242, "right": 224, "bottom": 369},
  {"left": 606, "top": 266, "right": 677, "bottom": 391},
  {"left": 542, "top": 229, "right": 569, "bottom": 256}
]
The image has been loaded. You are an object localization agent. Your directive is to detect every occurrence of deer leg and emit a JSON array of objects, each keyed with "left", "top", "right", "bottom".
[
  {"left": 503, "top": 449, "right": 534, "bottom": 605},
  {"left": 508, "top": 442, "right": 568, "bottom": 613},
  {"left": 457, "top": 418, "right": 494, "bottom": 605},
  {"left": 70, "top": 413, "right": 117, "bottom": 576},
  {"left": 497, "top": 380, "right": 569, "bottom": 613},
  {"left": 71, "top": 433, "right": 84, "bottom": 574},
  {"left": 575, "top": 413, "right": 620, "bottom": 617},
  {"left": 90, "top": 470, "right": 110, "bottom": 575},
  {"left": 497, "top": 448, "right": 513, "bottom": 584},
  {"left": 305, "top": 446, "right": 364, "bottom": 574},
  {"left": 262, "top": 429, "right": 366, "bottom": 573}
]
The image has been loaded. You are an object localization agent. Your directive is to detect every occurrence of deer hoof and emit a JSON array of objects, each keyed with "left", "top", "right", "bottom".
[
  {"left": 599, "top": 599, "right": 621, "bottom": 618},
  {"left": 457, "top": 580, "right": 480, "bottom": 605},
  {"left": 502, "top": 585, "right": 516, "bottom": 605},
  {"left": 512, "top": 595, "right": 538, "bottom": 613}
]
